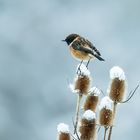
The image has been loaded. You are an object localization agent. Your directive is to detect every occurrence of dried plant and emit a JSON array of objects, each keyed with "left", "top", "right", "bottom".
[
  {"left": 84, "top": 87, "right": 100, "bottom": 112},
  {"left": 57, "top": 64, "right": 139, "bottom": 140},
  {"left": 79, "top": 110, "right": 96, "bottom": 140},
  {"left": 99, "top": 96, "right": 113, "bottom": 140},
  {"left": 69, "top": 64, "right": 91, "bottom": 134}
]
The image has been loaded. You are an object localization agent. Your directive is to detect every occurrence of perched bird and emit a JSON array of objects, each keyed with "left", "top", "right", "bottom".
[{"left": 62, "top": 34, "right": 105, "bottom": 67}]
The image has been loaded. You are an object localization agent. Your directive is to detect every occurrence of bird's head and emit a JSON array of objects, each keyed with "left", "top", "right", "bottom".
[{"left": 62, "top": 34, "right": 79, "bottom": 45}]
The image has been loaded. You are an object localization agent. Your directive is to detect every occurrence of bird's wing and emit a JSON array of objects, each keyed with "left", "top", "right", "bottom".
[
  {"left": 71, "top": 37, "right": 94, "bottom": 56},
  {"left": 71, "top": 37, "right": 105, "bottom": 61},
  {"left": 83, "top": 38, "right": 101, "bottom": 56}
]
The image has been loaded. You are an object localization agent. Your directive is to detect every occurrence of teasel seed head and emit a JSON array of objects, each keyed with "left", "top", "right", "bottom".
[
  {"left": 84, "top": 87, "right": 101, "bottom": 112},
  {"left": 75, "top": 75, "right": 91, "bottom": 95},
  {"left": 70, "top": 64, "right": 91, "bottom": 95},
  {"left": 99, "top": 96, "right": 113, "bottom": 127},
  {"left": 57, "top": 123, "right": 71, "bottom": 140},
  {"left": 109, "top": 66, "right": 126, "bottom": 102},
  {"left": 79, "top": 110, "right": 96, "bottom": 140}
]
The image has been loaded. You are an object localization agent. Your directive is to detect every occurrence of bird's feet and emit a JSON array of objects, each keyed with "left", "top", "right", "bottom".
[{"left": 86, "top": 58, "right": 91, "bottom": 69}]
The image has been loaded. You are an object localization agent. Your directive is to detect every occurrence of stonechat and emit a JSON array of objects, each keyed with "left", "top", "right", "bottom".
[{"left": 62, "top": 34, "right": 105, "bottom": 67}]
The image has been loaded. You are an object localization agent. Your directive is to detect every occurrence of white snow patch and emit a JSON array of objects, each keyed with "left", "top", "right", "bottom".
[
  {"left": 89, "top": 87, "right": 101, "bottom": 96},
  {"left": 110, "top": 66, "right": 125, "bottom": 80},
  {"left": 76, "top": 63, "right": 90, "bottom": 76},
  {"left": 69, "top": 83, "right": 79, "bottom": 93},
  {"left": 57, "top": 123, "right": 69, "bottom": 133},
  {"left": 82, "top": 110, "right": 96, "bottom": 120},
  {"left": 99, "top": 96, "right": 113, "bottom": 111}
]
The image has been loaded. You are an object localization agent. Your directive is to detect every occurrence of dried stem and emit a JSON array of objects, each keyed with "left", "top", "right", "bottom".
[
  {"left": 72, "top": 119, "right": 80, "bottom": 140},
  {"left": 104, "top": 127, "right": 108, "bottom": 140},
  {"left": 108, "top": 102, "right": 117, "bottom": 140},
  {"left": 74, "top": 94, "right": 82, "bottom": 134},
  {"left": 120, "top": 85, "right": 139, "bottom": 103}
]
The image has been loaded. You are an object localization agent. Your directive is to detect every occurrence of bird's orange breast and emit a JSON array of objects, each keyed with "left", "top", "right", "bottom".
[{"left": 70, "top": 47, "right": 93, "bottom": 61}]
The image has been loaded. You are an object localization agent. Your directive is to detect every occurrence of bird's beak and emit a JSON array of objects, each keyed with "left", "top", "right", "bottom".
[{"left": 61, "top": 40, "right": 65, "bottom": 42}]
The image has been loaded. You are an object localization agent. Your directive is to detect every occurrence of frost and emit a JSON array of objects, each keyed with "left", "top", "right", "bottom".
[
  {"left": 82, "top": 110, "right": 96, "bottom": 120},
  {"left": 110, "top": 66, "right": 125, "bottom": 80},
  {"left": 69, "top": 83, "right": 79, "bottom": 93},
  {"left": 57, "top": 123, "right": 69, "bottom": 133},
  {"left": 99, "top": 96, "right": 113, "bottom": 111},
  {"left": 89, "top": 87, "right": 101, "bottom": 96},
  {"left": 76, "top": 63, "right": 90, "bottom": 76}
]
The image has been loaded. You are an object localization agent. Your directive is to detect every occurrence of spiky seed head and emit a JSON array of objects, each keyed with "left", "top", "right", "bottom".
[
  {"left": 79, "top": 110, "right": 96, "bottom": 140},
  {"left": 75, "top": 75, "right": 91, "bottom": 95},
  {"left": 109, "top": 78, "right": 125, "bottom": 102},
  {"left": 83, "top": 87, "right": 100, "bottom": 111},
  {"left": 109, "top": 66, "right": 126, "bottom": 102},
  {"left": 99, "top": 96, "right": 113, "bottom": 127},
  {"left": 84, "top": 94, "right": 99, "bottom": 112},
  {"left": 99, "top": 108, "right": 113, "bottom": 127}
]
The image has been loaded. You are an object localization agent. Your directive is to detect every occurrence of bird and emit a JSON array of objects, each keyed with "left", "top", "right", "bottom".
[{"left": 62, "top": 34, "right": 105, "bottom": 68}]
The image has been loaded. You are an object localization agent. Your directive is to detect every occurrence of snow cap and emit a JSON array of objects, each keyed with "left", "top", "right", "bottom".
[
  {"left": 76, "top": 63, "right": 90, "bottom": 76},
  {"left": 82, "top": 110, "right": 96, "bottom": 120},
  {"left": 99, "top": 96, "right": 113, "bottom": 111},
  {"left": 57, "top": 123, "right": 69, "bottom": 133},
  {"left": 89, "top": 87, "right": 101, "bottom": 96},
  {"left": 110, "top": 66, "right": 125, "bottom": 80},
  {"left": 69, "top": 83, "right": 79, "bottom": 93}
]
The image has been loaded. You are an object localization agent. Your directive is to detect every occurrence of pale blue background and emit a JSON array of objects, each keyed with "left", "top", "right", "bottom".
[{"left": 0, "top": 0, "right": 140, "bottom": 140}]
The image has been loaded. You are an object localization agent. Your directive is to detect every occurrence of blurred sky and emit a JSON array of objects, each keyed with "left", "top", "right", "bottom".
[{"left": 0, "top": 0, "right": 140, "bottom": 140}]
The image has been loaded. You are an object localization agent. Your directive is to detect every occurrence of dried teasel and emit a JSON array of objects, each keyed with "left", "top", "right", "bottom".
[
  {"left": 99, "top": 96, "right": 113, "bottom": 127},
  {"left": 79, "top": 110, "right": 96, "bottom": 140},
  {"left": 108, "top": 66, "right": 126, "bottom": 102},
  {"left": 69, "top": 64, "right": 92, "bottom": 134},
  {"left": 84, "top": 87, "right": 100, "bottom": 112},
  {"left": 74, "top": 75, "right": 91, "bottom": 95},
  {"left": 69, "top": 64, "right": 91, "bottom": 95},
  {"left": 57, "top": 123, "right": 71, "bottom": 140}
]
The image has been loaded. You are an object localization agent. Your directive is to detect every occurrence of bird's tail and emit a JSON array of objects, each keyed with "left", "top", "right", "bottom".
[{"left": 94, "top": 54, "right": 105, "bottom": 61}]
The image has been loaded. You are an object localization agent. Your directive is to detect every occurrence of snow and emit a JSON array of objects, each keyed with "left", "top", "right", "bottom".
[
  {"left": 76, "top": 63, "right": 90, "bottom": 76},
  {"left": 69, "top": 83, "right": 79, "bottom": 93},
  {"left": 89, "top": 87, "right": 101, "bottom": 96},
  {"left": 57, "top": 123, "right": 70, "bottom": 133},
  {"left": 82, "top": 110, "right": 96, "bottom": 120},
  {"left": 99, "top": 96, "right": 113, "bottom": 111},
  {"left": 110, "top": 66, "right": 125, "bottom": 80}
]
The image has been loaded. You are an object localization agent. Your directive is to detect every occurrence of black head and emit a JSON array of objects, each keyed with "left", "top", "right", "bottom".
[{"left": 62, "top": 34, "right": 79, "bottom": 45}]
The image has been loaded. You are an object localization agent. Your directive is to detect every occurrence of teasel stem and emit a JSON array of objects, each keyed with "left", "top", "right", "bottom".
[
  {"left": 108, "top": 101, "right": 117, "bottom": 140},
  {"left": 120, "top": 85, "right": 139, "bottom": 103},
  {"left": 74, "top": 94, "right": 82, "bottom": 134},
  {"left": 104, "top": 127, "right": 108, "bottom": 140}
]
